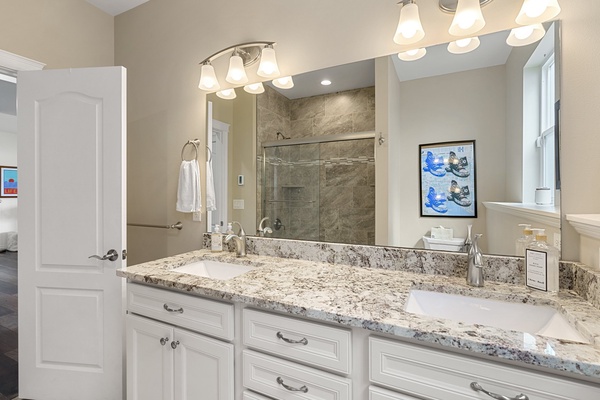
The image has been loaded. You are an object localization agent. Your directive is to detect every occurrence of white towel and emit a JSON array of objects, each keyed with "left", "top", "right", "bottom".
[
  {"left": 205, "top": 160, "right": 216, "bottom": 212},
  {"left": 176, "top": 160, "right": 201, "bottom": 213}
]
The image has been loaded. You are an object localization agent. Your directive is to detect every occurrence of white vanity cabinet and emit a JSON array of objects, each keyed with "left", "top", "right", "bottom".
[
  {"left": 242, "top": 308, "right": 353, "bottom": 399},
  {"left": 126, "top": 283, "right": 234, "bottom": 400},
  {"left": 369, "top": 336, "right": 600, "bottom": 400}
]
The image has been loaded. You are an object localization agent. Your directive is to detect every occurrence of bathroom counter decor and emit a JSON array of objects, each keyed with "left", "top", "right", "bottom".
[{"left": 118, "top": 249, "right": 600, "bottom": 382}]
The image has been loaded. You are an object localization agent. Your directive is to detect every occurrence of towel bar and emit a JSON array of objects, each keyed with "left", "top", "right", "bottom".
[{"left": 128, "top": 222, "right": 183, "bottom": 230}]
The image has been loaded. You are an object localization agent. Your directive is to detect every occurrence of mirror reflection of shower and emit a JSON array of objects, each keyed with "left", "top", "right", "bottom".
[{"left": 261, "top": 132, "right": 375, "bottom": 245}]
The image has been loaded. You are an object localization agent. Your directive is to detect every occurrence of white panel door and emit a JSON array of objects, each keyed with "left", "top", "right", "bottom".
[{"left": 18, "top": 67, "right": 127, "bottom": 399}]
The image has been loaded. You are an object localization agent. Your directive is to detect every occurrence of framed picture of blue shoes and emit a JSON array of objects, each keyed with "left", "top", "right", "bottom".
[{"left": 419, "top": 140, "right": 477, "bottom": 218}]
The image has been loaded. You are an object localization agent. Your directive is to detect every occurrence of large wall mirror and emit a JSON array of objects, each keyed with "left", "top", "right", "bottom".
[{"left": 206, "top": 22, "right": 561, "bottom": 258}]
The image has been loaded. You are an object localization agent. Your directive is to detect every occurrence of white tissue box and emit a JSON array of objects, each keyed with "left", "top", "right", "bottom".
[{"left": 431, "top": 226, "right": 453, "bottom": 240}]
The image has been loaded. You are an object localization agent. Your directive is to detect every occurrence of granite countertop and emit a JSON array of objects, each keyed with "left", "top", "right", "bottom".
[{"left": 118, "top": 249, "right": 600, "bottom": 382}]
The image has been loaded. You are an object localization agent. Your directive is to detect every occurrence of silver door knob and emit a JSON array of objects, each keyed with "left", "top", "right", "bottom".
[{"left": 88, "top": 249, "right": 119, "bottom": 262}]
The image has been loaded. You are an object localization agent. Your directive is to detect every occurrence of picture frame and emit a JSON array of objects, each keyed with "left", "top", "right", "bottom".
[
  {"left": 0, "top": 166, "right": 18, "bottom": 198},
  {"left": 419, "top": 140, "right": 476, "bottom": 217}
]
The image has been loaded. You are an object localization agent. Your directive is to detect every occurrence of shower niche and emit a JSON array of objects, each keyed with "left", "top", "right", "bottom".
[{"left": 261, "top": 134, "right": 375, "bottom": 245}]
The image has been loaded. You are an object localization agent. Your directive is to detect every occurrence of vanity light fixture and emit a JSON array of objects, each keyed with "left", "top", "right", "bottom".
[
  {"left": 244, "top": 82, "right": 265, "bottom": 94},
  {"left": 448, "top": 0, "right": 486, "bottom": 36},
  {"left": 516, "top": 0, "right": 561, "bottom": 25},
  {"left": 198, "top": 41, "right": 279, "bottom": 91},
  {"left": 225, "top": 51, "right": 249, "bottom": 85},
  {"left": 393, "top": 0, "right": 425, "bottom": 46},
  {"left": 198, "top": 62, "right": 220, "bottom": 91},
  {"left": 506, "top": 23, "right": 546, "bottom": 46},
  {"left": 273, "top": 76, "right": 294, "bottom": 89},
  {"left": 447, "top": 36, "right": 481, "bottom": 54},
  {"left": 257, "top": 44, "right": 281, "bottom": 78},
  {"left": 397, "top": 47, "right": 427, "bottom": 61},
  {"left": 216, "top": 88, "right": 237, "bottom": 100}
]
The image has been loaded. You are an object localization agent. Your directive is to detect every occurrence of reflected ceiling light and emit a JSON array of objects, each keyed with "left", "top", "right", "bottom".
[
  {"left": 273, "top": 76, "right": 294, "bottom": 89},
  {"left": 397, "top": 47, "right": 427, "bottom": 61},
  {"left": 197, "top": 41, "right": 277, "bottom": 92},
  {"left": 447, "top": 0, "right": 486, "bottom": 36},
  {"left": 216, "top": 88, "right": 237, "bottom": 100},
  {"left": 393, "top": 0, "right": 425, "bottom": 46},
  {"left": 321, "top": 79, "right": 332, "bottom": 86},
  {"left": 225, "top": 52, "right": 249, "bottom": 85},
  {"left": 506, "top": 24, "right": 546, "bottom": 46},
  {"left": 244, "top": 82, "right": 265, "bottom": 94},
  {"left": 516, "top": 0, "right": 561, "bottom": 25},
  {"left": 257, "top": 44, "right": 281, "bottom": 78},
  {"left": 447, "top": 36, "right": 481, "bottom": 54},
  {"left": 198, "top": 62, "right": 220, "bottom": 91}
]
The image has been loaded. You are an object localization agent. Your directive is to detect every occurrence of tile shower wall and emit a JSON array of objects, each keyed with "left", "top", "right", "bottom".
[{"left": 257, "top": 86, "right": 376, "bottom": 245}]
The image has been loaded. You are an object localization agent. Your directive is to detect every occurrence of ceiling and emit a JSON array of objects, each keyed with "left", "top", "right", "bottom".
[
  {"left": 86, "top": 0, "right": 148, "bottom": 16},
  {"left": 270, "top": 29, "right": 512, "bottom": 100}
]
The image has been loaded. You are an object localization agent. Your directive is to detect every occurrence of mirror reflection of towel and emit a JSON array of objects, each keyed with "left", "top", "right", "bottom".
[
  {"left": 176, "top": 160, "right": 201, "bottom": 213},
  {"left": 206, "top": 160, "right": 216, "bottom": 212}
]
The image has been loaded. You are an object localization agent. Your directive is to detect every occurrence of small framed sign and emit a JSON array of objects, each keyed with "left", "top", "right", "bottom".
[
  {"left": 0, "top": 166, "right": 17, "bottom": 198},
  {"left": 419, "top": 141, "right": 476, "bottom": 217}
]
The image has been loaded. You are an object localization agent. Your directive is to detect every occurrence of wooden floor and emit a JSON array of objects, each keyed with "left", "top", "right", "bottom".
[{"left": 0, "top": 251, "right": 18, "bottom": 400}]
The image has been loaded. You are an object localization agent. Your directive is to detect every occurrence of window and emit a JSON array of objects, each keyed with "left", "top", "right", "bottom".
[{"left": 538, "top": 53, "right": 555, "bottom": 193}]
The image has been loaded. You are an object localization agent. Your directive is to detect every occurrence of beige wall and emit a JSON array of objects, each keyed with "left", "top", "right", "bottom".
[{"left": 0, "top": 0, "right": 114, "bottom": 68}]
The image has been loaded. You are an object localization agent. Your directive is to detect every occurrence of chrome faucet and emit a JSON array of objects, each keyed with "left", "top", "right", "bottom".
[
  {"left": 257, "top": 217, "right": 273, "bottom": 237},
  {"left": 466, "top": 233, "right": 484, "bottom": 287},
  {"left": 225, "top": 221, "right": 246, "bottom": 257}
]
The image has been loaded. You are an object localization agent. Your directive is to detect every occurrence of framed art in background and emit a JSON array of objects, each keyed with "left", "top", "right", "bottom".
[
  {"left": 419, "top": 141, "right": 476, "bottom": 217},
  {"left": 0, "top": 166, "right": 18, "bottom": 198}
]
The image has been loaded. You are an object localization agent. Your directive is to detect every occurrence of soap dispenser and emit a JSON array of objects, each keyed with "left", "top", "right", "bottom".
[
  {"left": 211, "top": 224, "right": 223, "bottom": 252},
  {"left": 525, "top": 229, "right": 559, "bottom": 292},
  {"left": 515, "top": 224, "right": 533, "bottom": 256},
  {"left": 225, "top": 222, "right": 234, "bottom": 235}
]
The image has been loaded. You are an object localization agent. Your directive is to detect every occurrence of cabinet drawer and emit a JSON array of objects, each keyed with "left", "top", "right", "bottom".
[
  {"left": 369, "top": 386, "right": 420, "bottom": 400},
  {"left": 127, "top": 283, "right": 234, "bottom": 340},
  {"left": 243, "top": 349, "right": 352, "bottom": 400},
  {"left": 369, "top": 336, "right": 600, "bottom": 400},
  {"left": 243, "top": 390, "right": 273, "bottom": 400},
  {"left": 243, "top": 308, "right": 351, "bottom": 374}
]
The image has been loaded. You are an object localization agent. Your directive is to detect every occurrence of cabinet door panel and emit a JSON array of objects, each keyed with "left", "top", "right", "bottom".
[
  {"left": 126, "top": 314, "right": 174, "bottom": 400},
  {"left": 174, "top": 328, "right": 234, "bottom": 400}
]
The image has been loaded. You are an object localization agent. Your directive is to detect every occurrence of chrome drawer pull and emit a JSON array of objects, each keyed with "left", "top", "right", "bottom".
[
  {"left": 470, "top": 382, "right": 529, "bottom": 400},
  {"left": 163, "top": 303, "right": 184, "bottom": 313},
  {"left": 276, "top": 331, "right": 308, "bottom": 345},
  {"left": 159, "top": 337, "right": 169, "bottom": 346},
  {"left": 276, "top": 377, "right": 308, "bottom": 393}
]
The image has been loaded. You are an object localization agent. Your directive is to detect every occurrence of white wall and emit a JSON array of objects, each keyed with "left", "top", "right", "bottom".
[
  {"left": 383, "top": 65, "right": 506, "bottom": 252},
  {"left": 0, "top": 113, "right": 17, "bottom": 232}
]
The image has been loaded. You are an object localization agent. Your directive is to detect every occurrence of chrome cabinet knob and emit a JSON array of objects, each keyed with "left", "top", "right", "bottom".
[
  {"left": 171, "top": 340, "right": 180, "bottom": 349},
  {"left": 159, "top": 337, "right": 169, "bottom": 346}
]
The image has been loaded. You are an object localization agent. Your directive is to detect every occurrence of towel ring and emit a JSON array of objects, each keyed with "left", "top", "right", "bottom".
[
  {"left": 206, "top": 146, "right": 213, "bottom": 163},
  {"left": 181, "top": 139, "right": 198, "bottom": 161}
]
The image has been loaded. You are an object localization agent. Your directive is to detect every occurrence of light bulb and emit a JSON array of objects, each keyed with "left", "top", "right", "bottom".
[
  {"left": 448, "top": 36, "right": 480, "bottom": 54},
  {"left": 397, "top": 48, "right": 427, "bottom": 61},
  {"left": 516, "top": 0, "right": 561, "bottom": 25},
  {"left": 321, "top": 79, "right": 332, "bottom": 86},
  {"left": 393, "top": 2, "right": 425, "bottom": 45},
  {"left": 225, "top": 54, "right": 248, "bottom": 84},
  {"left": 506, "top": 24, "right": 546, "bottom": 47},
  {"left": 515, "top": 25, "right": 535, "bottom": 40},
  {"left": 273, "top": 76, "right": 294, "bottom": 89},
  {"left": 456, "top": 38, "right": 472, "bottom": 48},
  {"left": 449, "top": 0, "right": 485, "bottom": 36},
  {"left": 216, "top": 88, "right": 237, "bottom": 100},
  {"left": 257, "top": 45, "right": 280, "bottom": 78},
  {"left": 244, "top": 82, "right": 265, "bottom": 94},
  {"left": 524, "top": 0, "right": 548, "bottom": 18},
  {"left": 198, "top": 63, "right": 220, "bottom": 91}
]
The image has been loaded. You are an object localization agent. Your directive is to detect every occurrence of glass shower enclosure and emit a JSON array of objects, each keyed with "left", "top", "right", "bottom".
[{"left": 261, "top": 132, "right": 375, "bottom": 245}]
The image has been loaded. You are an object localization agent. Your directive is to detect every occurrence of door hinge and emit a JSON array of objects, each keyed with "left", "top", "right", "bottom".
[{"left": 122, "top": 249, "right": 127, "bottom": 260}]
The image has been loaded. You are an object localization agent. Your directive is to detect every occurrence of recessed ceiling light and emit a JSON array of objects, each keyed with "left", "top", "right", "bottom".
[{"left": 321, "top": 79, "right": 332, "bottom": 86}]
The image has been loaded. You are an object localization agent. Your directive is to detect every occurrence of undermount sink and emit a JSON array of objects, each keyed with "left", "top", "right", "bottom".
[
  {"left": 170, "top": 260, "right": 254, "bottom": 280},
  {"left": 405, "top": 290, "right": 589, "bottom": 343}
]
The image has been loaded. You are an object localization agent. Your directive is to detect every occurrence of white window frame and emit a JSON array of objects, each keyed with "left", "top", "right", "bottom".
[{"left": 538, "top": 53, "right": 555, "bottom": 191}]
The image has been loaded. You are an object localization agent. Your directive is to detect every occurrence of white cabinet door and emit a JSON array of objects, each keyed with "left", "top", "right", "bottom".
[
  {"left": 127, "top": 314, "right": 174, "bottom": 400},
  {"left": 174, "top": 328, "right": 234, "bottom": 400}
]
